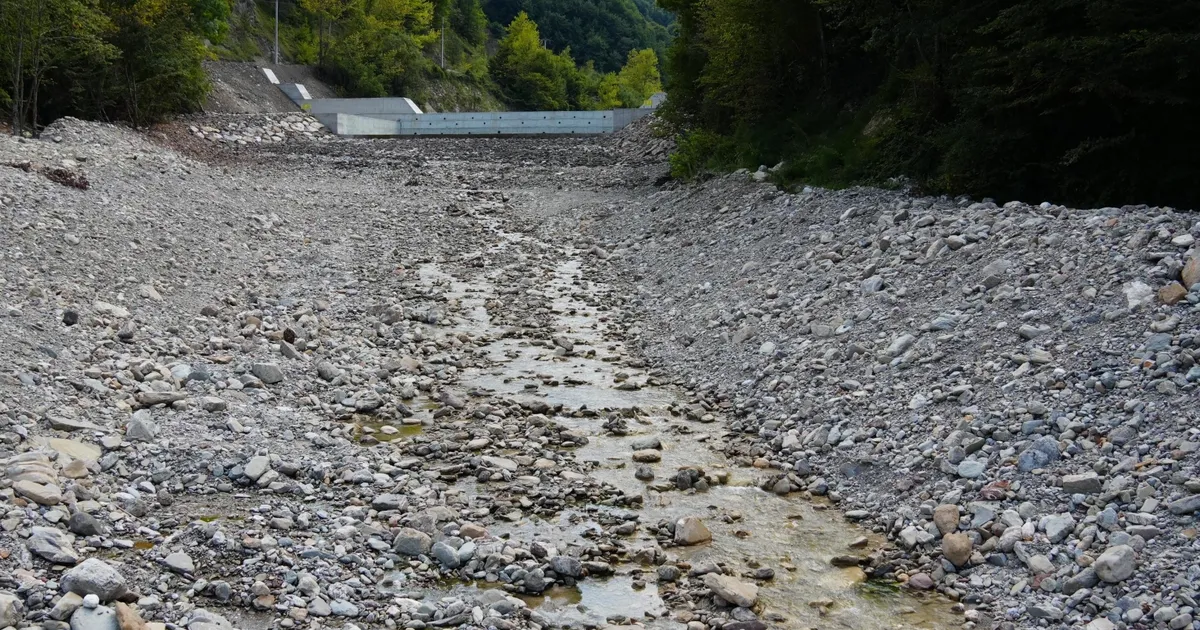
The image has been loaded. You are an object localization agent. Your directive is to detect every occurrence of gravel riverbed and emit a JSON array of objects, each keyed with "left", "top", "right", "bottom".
[{"left": 0, "top": 116, "right": 1197, "bottom": 630}]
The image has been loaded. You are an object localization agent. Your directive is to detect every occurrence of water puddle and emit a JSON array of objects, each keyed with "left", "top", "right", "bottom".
[{"left": 408, "top": 249, "right": 957, "bottom": 629}]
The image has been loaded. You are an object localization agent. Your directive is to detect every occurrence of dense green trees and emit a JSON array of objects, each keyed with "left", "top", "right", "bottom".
[
  {"left": 2, "top": 0, "right": 664, "bottom": 132},
  {"left": 482, "top": 0, "right": 670, "bottom": 73},
  {"left": 2, "top": 0, "right": 212, "bottom": 132},
  {"left": 490, "top": 12, "right": 661, "bottom": 111},
  {"left": 661, "top": 0, "right": 1200, "bottom": 207}
]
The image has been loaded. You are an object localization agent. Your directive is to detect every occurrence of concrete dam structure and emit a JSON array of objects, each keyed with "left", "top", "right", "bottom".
[{"left": 263, "top": 68, "right": 655, "bottom": 137}]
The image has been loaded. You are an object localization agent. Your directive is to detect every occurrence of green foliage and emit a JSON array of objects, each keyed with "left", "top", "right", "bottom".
[
  {"left": 662, "top": 0, "right": 1200, "bottom": 207},
  {"left": 320, "top": 0, "right": 436, "bottom": 97},
  {"left": 669, "top": 127, "right": 735, "bottom": 179},
  {"left": 490, "top": 12, "right": 664, "bottom": 110},
  {"left": 490, "top": 12, "right": 572, "bottom": 109},
  {"left": 615, "top": 47, "right": 660, "bottom": 106},
  {"left": 188, "top": 0, "right": 232, "bottom": 42},
  {"left": 1, "top": 0, "right": 208, "bottom": 132},
  {"left": 482, "top": 0, "right": 671, "bottom": 73}
]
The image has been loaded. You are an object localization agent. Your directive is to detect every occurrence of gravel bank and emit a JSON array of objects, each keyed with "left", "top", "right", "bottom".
[{"left": 580, "top": 170, "right": 1200, "bottom": 629}]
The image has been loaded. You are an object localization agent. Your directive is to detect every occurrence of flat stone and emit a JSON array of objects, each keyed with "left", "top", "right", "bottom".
[
  {"left": 68, "top": 512, "right": 107, "bottom": 537},
  {"left": 250, "top": 363, "right": 284, "bottom": 384},
  {"left": 702, "top": 573, "right": 758, "bottom": 608},
  {"left": 1062, "top": 472, "right": 1102, "bottom": 494},
  {"left": 199, "top": 397, "right": 227, "bottom": 412},
  {"left": 134, "top": 392, "right": 186, "bottom": 407},
  {"left": 431, "top": 541, "right": 460, "bottom": 568},
  {"left": 1042, "top": 513, "right": 1076, "bottom": 543},
  {"left": 1168, "top": 494, "right": 1200, "bottom": 515},
  {"left": 29, "top": 526, "right": 80, "bottom": 564},
  {"left": 630, "top": 436, "right": 662, "bottom": 450},
  {"left": 549, "top": 555, "right": 582, "bottom": 578},
  {"left": 70, "top": 604, "right": 118, "bottom": 630},
  {"left": 1182, "top": 257, "right": 1200, "bottom": 290},
  {"left": 14, "top": 479, "right": 62, "bottom": 505},
  {"left": 1159, "top": 282, "right": 1188, "bottom": 305},
  {"left": 481, "top": 456, "right": 518, "bottom": 472},
  {"left": 632, "top": 449, "right": 661, "bottom": 463},
  {"left": 0, "top": 592, "right": 21, "bottom": 627},
  {"left": 163, "top": 552, "right": 194, "bottom": 574},
  {"left": 114, "top": 602, "right": 147, "bottom": 630},
  {"left": 957, "top": 460, "right": 986, "bottom": 479},
  {"left": 907, "top": 573, "right": 935, "bottom": 590},
  {"left": 243, "top": 456, "right": 270, "bottom": 481},
  {"left": 36, "top": 438, "right": 102, "bottom": 464},
  {"left": 50, "top": 592, "right": 84, "bottom": 621},
  {"left": 48, "top": 416, "right": 105, "bottom": 432}
]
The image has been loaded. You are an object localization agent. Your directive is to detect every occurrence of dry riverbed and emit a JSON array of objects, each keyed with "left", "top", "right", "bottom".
[{"left": 0, "top": 116, "right": 1197, "bottom": 630}]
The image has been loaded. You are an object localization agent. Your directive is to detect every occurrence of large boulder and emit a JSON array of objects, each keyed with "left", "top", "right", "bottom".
[{"left": 61, "top": 559, "right": 128, "bottom": 601}]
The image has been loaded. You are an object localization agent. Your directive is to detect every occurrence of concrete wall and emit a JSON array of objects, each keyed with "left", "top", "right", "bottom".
[
  {"left": 391, "top": 111, "right": 614, "bottom": 136},
  {"left": 335, "top": 114, "right": 402, "bottom": 136},
  {"left": 328, "top": 105, "right": 656, "bottom": 137},
  {"left": 612, "top": 108, "right": 653, "bottom": 131}
]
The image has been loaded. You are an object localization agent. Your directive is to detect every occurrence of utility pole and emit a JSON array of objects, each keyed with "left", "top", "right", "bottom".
[
  {"left": 440, "top": 17, "right": 445, "bottom": 69},
  {"left": 274, "top": 0, "right": 279, "bottom": 65}
]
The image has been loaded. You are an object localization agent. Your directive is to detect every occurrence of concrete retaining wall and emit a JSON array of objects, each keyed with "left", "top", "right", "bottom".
[{"left": 334, "top": 108, "right": 654, "bottom": 137}]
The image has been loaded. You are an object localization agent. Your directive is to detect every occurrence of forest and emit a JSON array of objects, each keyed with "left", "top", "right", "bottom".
[
  {"left": 4, "top": 0, "right": 1198, "bottom": 207},
  {"left": 0, "top": 0, "right": 667, "bottom": 133},
  {"left": 659, "top": 0, "right": 1200, "bottom": 207}
]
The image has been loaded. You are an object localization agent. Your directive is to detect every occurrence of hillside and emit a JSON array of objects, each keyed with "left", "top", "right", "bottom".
[
  {"left": 482, "top": 0, "right": 673, "bottom": 73},
  {"left": 210, "top": 0, "right": 671, "bottom": 111}
]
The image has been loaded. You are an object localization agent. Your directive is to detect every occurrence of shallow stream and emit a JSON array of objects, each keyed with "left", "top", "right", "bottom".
[{"left": 408, "top": 234, "right": 956, "bottom": 629}]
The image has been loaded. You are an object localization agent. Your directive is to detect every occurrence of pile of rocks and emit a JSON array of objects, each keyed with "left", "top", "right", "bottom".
[
  {"left": 185, "top": 114, "right": 332, "bottom": 144},
  {"left": 585, "top": 171, "right": 1200, "bottom": 628},
  {"left": 608, "top": 116, "right": 674, "bottom": 162}
]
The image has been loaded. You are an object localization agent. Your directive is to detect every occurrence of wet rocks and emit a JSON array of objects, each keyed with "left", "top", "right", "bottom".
[
  {"left": 632, "top": 449, "right": 662, "bottom": 463},
  {"left": 703, "top": 573, "right": 758, "bottom": 608},
  {"left": 674, "top": 516, "right": 712, "bottom": 546},
  {"left": 549, "top": 555, "right": 583, "bottom": 578},
  {"left": 431, "top": 541, "right": 461, "bottom": 568}
]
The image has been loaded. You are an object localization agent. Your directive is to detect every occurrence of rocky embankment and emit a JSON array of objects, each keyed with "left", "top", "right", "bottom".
[
  {"left": 582, "top": 172, "right": 1200, "bottom": 629},
  {"left": 0, "top": 114, "right": 1197, "bottom": 630}
]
